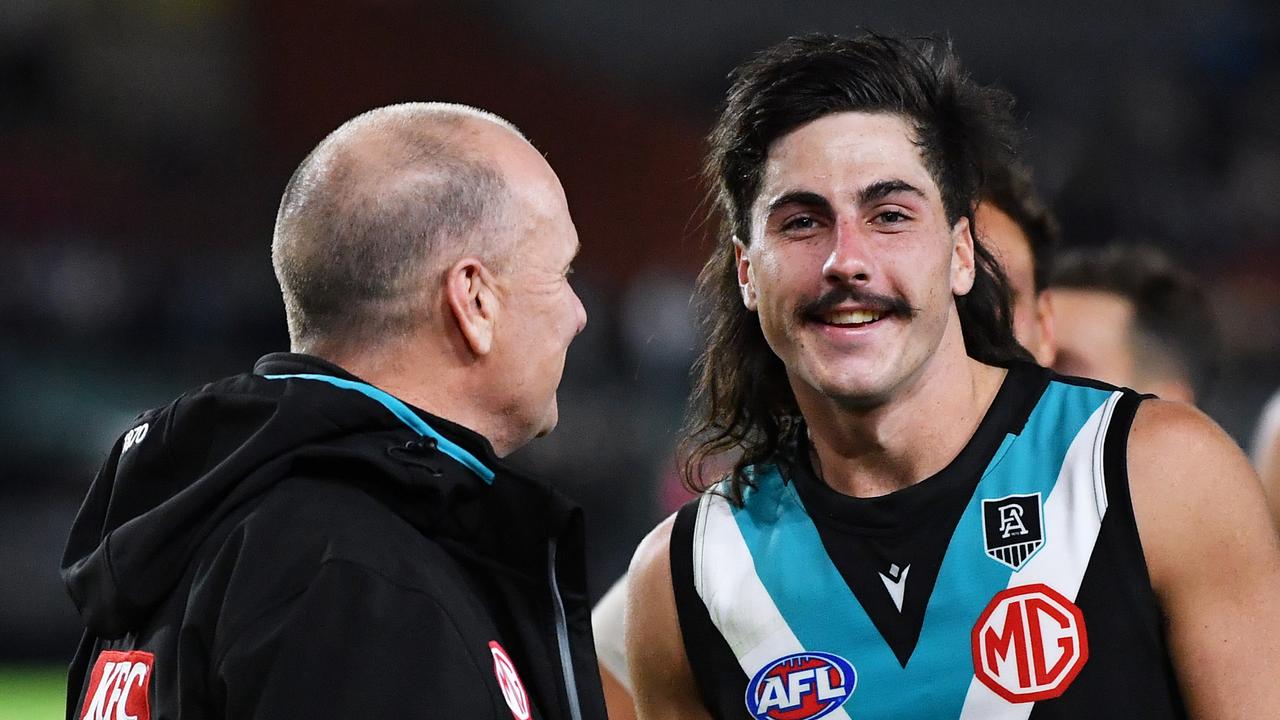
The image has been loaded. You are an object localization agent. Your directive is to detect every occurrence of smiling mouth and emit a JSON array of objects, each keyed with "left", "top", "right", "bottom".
[
  {"left": 821, "top": 308, "right": 885, "bottom": 328},
  {"left": 799, "top": 287, "right": 915, "bottom": 329}
]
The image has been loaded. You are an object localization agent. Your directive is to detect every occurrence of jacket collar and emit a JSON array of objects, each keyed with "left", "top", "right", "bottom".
[
  {"left": 252, "top": 352, "right": 582, "bottom": 563},
  {"left": 254, "top": 352, "right": 507, "bottom": 479}
]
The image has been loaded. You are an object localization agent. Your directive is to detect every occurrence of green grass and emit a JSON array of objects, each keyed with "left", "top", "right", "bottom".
[{"left": 0, "top": 666, "right": 66, "bottom": 720}]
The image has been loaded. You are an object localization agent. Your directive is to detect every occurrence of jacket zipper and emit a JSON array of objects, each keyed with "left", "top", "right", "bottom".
[{"left": 547, "top": 539, "right": 584, "bottom": 720}]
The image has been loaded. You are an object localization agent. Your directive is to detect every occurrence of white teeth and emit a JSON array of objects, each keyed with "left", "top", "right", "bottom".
[{"left": 826, "top": 309, "right": 882, "bottom": 325}]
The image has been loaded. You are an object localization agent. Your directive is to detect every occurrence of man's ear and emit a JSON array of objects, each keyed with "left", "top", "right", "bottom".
[
  {"left": 734, "top": 237, "right": 758, "bottom": 311},
  {"left": 950, "top": 216, "right": 977, "bottom": 296},
  {"left": 444, "top": 257, "right": 499, "bottom": 356},
  {"left": 1034, "top": 290, "right": 1058, "bottom": 366}
]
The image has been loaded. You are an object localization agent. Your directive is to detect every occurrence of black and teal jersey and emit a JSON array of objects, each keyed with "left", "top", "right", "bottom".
[{"left": 671, "top": 363, "right": 1186, "bottom": 720}]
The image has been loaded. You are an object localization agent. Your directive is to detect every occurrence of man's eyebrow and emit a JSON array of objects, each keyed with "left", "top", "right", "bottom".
[
  {"left": 858, "top": 179, "right": 926, "bottom": 205},
  {"left": 766, "top": 191, "right": 832, "bottom": 215}
]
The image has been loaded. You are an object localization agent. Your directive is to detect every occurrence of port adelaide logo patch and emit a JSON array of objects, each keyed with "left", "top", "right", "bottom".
[
  {"left": 982, "top": 492, "right": 1044, "bottom": 570},
  {"left": 744, "top": 651, "right": 856, "bottom": 720}
]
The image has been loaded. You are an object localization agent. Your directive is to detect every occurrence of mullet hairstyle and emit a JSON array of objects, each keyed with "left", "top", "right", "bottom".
[{"left": 683, "top": 33, "right": 1032, "bottom": 504}]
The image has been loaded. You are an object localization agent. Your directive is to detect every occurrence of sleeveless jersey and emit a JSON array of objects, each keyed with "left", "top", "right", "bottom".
[{"left": 671, "top": 364, "right": 1186, "bottom": 719}]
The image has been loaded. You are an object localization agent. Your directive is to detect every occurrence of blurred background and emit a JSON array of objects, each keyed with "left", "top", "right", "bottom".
[{"left": 2, "top": 0, "right": 1278, "bottom": 714}]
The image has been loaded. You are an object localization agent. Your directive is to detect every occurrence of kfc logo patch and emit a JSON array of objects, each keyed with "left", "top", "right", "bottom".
[
  {"left": 79, "top": 650, "right": 153, "bottom": 720},
  {"left": 489, "top": 641, "right": 531, "bottom": 720},
  {"left": 971, "top": 584, "right": 1088, "bottom": 703}
]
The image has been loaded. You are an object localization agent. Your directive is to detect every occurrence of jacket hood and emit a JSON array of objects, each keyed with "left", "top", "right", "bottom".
[{"left": 61, "top": 353, "right": 580, "bottom": 638}]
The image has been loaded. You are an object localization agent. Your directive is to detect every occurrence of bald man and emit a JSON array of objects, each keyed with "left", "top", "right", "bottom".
[{"left": 62, "top": 104, "right": 605, "bottom": 719}]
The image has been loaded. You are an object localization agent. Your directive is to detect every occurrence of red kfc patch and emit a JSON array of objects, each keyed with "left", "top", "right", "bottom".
[{"left": 79, "top": 650, "right": 154, "bottom": 720}]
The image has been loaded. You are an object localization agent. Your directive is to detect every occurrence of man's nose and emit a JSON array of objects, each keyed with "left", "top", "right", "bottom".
[
  {"left": 823, "top": 219, "right": 875, "bottom": 284},
  {"left": 572, "top": 289, "right": 587, "bottom": 335}
]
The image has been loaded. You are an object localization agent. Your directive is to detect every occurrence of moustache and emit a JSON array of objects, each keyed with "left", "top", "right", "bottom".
[{"left": 797, "top": 287, "right": 917, "bottom": 322}]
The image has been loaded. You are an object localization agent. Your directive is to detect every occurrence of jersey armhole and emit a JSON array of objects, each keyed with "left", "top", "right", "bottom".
[
  {"left": 1101, "top": 391, "right": 1163, "bottom": 608},
  {"left": 671, "top": 497, "right": 747, "bottom": 718}
]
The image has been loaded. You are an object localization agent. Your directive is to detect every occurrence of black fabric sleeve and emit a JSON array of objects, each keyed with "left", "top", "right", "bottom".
[{"left": 213, "top": 560, "right": 501, "bottom": 720}]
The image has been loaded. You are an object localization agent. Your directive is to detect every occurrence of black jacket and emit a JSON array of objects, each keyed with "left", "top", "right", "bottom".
[{"left": 62, "top": 353, "right": 607, "bottom": 720}]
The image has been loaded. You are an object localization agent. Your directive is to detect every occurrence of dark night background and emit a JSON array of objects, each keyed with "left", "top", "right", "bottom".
[{"left": 2, "top": 0, "right": 1277, "bottom": 668}]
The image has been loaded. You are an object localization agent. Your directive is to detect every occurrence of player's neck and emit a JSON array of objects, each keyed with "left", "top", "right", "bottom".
[{"left": 800, "top": 345, "right": 1007, "bottom": 499}]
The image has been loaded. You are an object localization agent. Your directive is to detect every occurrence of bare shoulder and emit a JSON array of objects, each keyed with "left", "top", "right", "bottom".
[
  {"left": 628, "top": 513, "right": 678, "bottom": 587},
  {"left": 1126, "top": 399, "right": 1280, "bottom": 718},
  {"left": 625, "top": 514, "right": 679, "bottom": 673},
  {"left": 624, "top": 512, "right": 711, "bottom": 720},
  {"left": 1126, "top": 399, "right": 1278, "bottom": 590},
  {"left": 1128, "top": 398, "right": 1250, "bottom": 475}
]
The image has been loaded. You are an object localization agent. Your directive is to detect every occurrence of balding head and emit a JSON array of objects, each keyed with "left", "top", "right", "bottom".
[{"left": 272, "top": 102, "right": 531, "bottom": 354}]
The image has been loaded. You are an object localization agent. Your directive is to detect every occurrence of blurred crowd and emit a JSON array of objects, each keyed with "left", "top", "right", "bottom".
[{"left": 2, "top": 1, "right": 1277, "bottom": 662}]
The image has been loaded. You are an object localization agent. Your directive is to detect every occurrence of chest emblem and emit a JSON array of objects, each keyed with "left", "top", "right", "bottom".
[
  {"left": 488, "top": 641, "right": 531, "bottom": 720},
  {"left": 982, "top": 492, "right": 1045, "bottom": 570},
  {"left": 744, "top": 651, "right": 856, "bottom": 720},
  {"left": 877, "top": 563, "right": 910, "bottom": 612},
  {"left": 80, "top": 650, "right": 153, "bottom": 720},
  {"left": 971, "top": 583, "right": 1089, "bottom": 702}
]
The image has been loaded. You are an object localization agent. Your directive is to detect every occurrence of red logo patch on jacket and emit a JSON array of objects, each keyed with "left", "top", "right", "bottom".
[
  {"left": 489, "top": 641, "right": 531, "bottom": 720},
  {"left": 80, "top": 650, "right": 154, "bottom": 720}
]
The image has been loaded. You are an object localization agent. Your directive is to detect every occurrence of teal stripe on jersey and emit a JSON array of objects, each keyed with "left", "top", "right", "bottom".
[
  {"left": 263, "top": 373, "right": 496, "bottom": 483},
  {"left": 731, "top": 380, "right": 1111, "bottom": 718}
]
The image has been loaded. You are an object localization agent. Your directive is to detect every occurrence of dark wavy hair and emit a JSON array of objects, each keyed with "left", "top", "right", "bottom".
[{"left": 682, "top": 33, "right": 1032, "bottom": 504}]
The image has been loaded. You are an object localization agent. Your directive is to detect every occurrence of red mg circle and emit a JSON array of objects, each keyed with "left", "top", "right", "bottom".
[{"left": 971, "top": 583, "right": 1089, "bottom": 703}]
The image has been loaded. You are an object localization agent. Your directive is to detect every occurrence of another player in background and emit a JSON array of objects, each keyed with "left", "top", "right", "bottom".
[
  {"left": 62, "top": 103, "right": 604, "bottom": 719},
  {"left": 1049, "top": 243, "right": 1218, "bottom": 404},
  {"left": 591, "top": 153, "right": 1063, "bottom": 720},
  {"left": 976, "top": 160, "right": 1058, "bottom": 366},
  {"left": 625, "top": 32, "right": 1279, "bottom": 720}
]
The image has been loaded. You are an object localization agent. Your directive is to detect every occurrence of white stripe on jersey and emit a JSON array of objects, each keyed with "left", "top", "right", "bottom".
[
  {"left": 694, "top": 489, "right": 854, "bottom": 720},
  {"left": 957, "top": 391, "right": 1122, "bottom": 720}
]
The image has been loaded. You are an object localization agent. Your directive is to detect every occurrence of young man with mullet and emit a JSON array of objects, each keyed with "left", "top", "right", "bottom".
[{"left": 626, "top": 34, "right": 1280, "bottom": 719}]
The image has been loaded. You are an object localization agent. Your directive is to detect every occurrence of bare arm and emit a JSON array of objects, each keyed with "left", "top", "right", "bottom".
[
  {"left": 592, "top": 574, "right": 637, "bottom": 720},
  {"left": 600, "top": 667, "right": 637, "bottom": 720},
  {"left": 1128, "top": 400, "right": 1280, "bottom": 718},
  {"left": 1258, "top": 426, "right": 1280, "bottom": 527},
  {"left": 624, "top": 514, "right": 712, "bottom": 720}
]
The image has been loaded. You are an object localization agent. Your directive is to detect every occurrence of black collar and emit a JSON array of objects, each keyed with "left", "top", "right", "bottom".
[{"left": 253, "top": 352, "right": 507, "bottom": 476}]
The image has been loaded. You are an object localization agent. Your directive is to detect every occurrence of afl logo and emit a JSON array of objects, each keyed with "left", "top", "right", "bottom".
[
  {"left": 488, "top": 641, "right": 530, "bottom": 720},
  {"left": 971, "top": 583, "right": 1088, "bottom": 702},
  {"left": 744, "top": 651, "right": 856, "bottom": 720}
]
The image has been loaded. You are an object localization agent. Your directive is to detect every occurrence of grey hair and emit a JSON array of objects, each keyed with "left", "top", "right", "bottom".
[{"left": 271, "top": 102, "right": 524, "bottom": 350}]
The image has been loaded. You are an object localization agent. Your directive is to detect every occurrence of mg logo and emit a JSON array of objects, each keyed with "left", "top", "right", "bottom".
[
  {"left": 971, "top": 584, "right": 1088, "bottom": 703},
  {"left": 489, "top": 641, "right": 531, "bottom": 720},
  {"left": 79, "top": 650, "right": 153, "bottom": 720}
]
